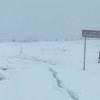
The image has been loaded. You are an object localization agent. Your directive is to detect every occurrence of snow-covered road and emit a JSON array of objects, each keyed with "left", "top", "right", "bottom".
[{"left": 0, "top": 40, "right": 100, "bottom": 100}]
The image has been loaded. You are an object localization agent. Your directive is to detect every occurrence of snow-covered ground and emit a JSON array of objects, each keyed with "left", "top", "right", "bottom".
[{"left": 0, "top": 40, "right": 100, "bottom": 100}]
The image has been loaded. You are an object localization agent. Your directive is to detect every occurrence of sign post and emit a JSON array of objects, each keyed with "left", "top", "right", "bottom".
[
  {"left": 83, "top": 37, "right": 86, "bottom": 71},
  {"left": 82, "top": 30, "right": 100, "bottom": 71}
]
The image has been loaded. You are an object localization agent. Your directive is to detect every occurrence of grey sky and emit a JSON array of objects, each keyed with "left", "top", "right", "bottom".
[{"left": 0, "top": 0, "right": 100, "bottom": 40}]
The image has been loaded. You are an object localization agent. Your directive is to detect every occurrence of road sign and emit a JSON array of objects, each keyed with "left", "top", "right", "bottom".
[
  {"left": 82, "top": 30, "right": 100, "bottom": 38},
  {"left": 82, "top": 30, "right": 100, "bottom": 71}
]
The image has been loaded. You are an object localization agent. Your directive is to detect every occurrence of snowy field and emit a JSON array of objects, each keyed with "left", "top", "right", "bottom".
[{"left": 0, "top": 40, "right": 100, "bottom": 100}]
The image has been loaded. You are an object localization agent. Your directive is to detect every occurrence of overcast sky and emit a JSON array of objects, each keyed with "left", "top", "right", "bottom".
[{"left": 0, "top": 0, "right": 100, "bottom": 40}]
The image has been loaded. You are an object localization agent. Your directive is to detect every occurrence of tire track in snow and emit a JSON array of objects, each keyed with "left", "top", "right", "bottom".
[
  {"left": 49, "top": 68, "right": 79, "bottom": 100},
  {"left": 1, "top": 55, "right": 59, "bottom": 66},
  {"left": 15, "top": 55, "right": 58, "bottom": 66}
]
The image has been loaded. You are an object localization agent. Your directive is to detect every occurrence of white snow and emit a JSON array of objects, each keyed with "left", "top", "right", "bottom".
[{"left": 0, "top": 39, "right": 100, "bottom": 100}]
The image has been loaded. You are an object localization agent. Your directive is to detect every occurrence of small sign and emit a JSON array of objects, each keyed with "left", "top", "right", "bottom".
[{"left": 82, "top": 30, "right": 100, "bottom": 38}]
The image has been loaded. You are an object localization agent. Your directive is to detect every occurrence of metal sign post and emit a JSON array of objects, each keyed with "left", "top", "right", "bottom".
[
  {"left": 82, "top": 30, "right": 100, "bottom": 71},
  {"left": 83, "top": 37, "right": 86, "bottom": 71}
]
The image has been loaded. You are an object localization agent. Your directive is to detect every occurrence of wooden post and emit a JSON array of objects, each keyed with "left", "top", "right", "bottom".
[
  {"left": 20, "top": 43, "right": 22, "bottom": 55},
  {"left": 98, "top": 52, "right": 100, "bottom": 63},
  {"left": 83, "top": 37, "right": 86, "bottom": 71}
]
